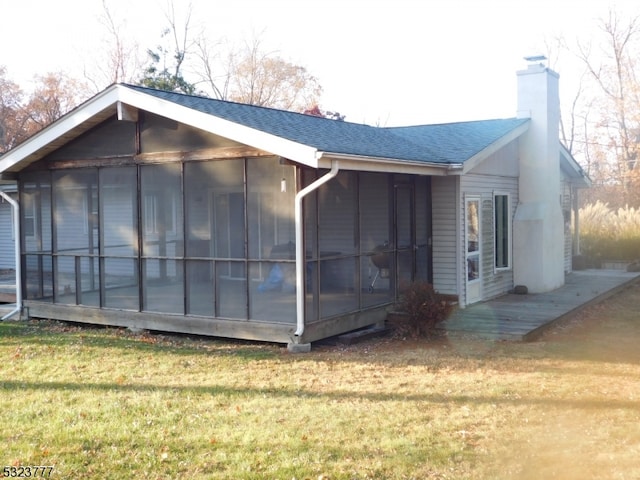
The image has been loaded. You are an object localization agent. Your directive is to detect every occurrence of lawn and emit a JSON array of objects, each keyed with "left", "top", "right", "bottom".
[{"left": 1, "top": 282, "right": 639, "bottom": 479}]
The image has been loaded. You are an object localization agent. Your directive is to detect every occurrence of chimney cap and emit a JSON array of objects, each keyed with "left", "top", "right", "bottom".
[{"left": 524, "top": 55, "right": 547, "bottom": 63}]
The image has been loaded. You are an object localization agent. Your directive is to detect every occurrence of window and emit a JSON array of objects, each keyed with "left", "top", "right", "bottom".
[
  {"left": 494, "top": 193, "right": 511, "bottom": 270},
  {"left": 144, "top": 193, "right": 177, "bottom": 235},
  {"left": 23, "top": 193, "right": 36, "bottom": 238}
]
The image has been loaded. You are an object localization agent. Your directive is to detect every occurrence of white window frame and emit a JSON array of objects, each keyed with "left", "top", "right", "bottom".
[
  {"left": 465, "top": 195, "right": 481, "bottom": 284},
  {"left": 144, "top": 192, "right": 177, "bottom": 236},
  {"left": 493, "top": 191, "right": 512, "bottom": 272},
  {"left": 23, "top": 193, "right": 37, "bottom": 239}
]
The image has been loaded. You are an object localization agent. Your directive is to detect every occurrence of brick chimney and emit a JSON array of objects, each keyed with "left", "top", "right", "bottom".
[{"left": 512, "top": 58, "right": 565, "bottom": 292}]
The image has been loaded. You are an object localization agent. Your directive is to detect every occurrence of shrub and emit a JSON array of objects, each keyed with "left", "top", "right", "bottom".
[
  {"left": 393, "top": 281, "right": 454, "bottom": 338},
  {"left": 579, "top": 202, "right": 640, "bottom": 262}
]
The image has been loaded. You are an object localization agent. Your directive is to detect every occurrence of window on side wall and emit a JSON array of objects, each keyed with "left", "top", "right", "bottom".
[{"left": 494, "top": 192, "right": 511, "bottom": 270}]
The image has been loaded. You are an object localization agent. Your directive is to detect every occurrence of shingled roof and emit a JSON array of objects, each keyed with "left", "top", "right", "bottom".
[
  {"left": 125, "top": 84, "right": 529, "bottom": 165},
  {"left": 0, "top": 83, "right": 532, "bottom": 176}
]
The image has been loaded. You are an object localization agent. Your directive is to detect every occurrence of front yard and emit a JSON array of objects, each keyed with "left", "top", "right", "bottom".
[{"left": 1, "top": 282, "right": 639, "bottom": 479}]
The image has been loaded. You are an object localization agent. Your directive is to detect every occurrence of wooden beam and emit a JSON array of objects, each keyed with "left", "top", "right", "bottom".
[
  {"left": 134, "top": 146, "right": 272, "bottom": 162},
  {"left": 117, "top": 102, "right": 138, "bottom": 122},
  {"left": 39, "top": 148, "right": 277, "bottom": 170},
  {"left": 25, "top": 302, "right": 296, "bottom": 344}
]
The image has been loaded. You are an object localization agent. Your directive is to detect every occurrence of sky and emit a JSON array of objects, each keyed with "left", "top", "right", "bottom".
[{"left": 1, "top": 0, "right": 637, "bottom": 126}]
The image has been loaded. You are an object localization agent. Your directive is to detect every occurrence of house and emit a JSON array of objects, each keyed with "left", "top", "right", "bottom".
[{"left": 0, "top": 60, "right": 589, "bottom": 347}]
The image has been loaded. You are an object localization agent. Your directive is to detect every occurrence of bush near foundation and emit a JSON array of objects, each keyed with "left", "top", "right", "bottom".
[
  {"left": 579, "top": 202, "right": 640, "bottom": 264},
  {"left": 393, "top": 281, "right": 454, "bottom": 338}
]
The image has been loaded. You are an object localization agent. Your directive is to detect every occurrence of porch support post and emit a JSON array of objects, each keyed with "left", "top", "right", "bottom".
[{"left": 293, "top": 161, "right": 339, "bottom": 341}]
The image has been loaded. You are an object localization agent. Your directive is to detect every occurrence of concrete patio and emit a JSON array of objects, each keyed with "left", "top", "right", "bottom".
[{"left": 443, "top": 269, "right": 640, "bottom": 341}]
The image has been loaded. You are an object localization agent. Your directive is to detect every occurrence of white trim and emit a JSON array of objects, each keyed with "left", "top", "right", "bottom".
[
  {"left": 560, "top": 143, "right": 591, "bottom": 187},
  {"left": 117, "top": 87, "right": 321, "bottom": 167},
  {"left": 0, "top": 85, "right": 122, "bottom": 173},
  {"left": 464, "top": 195, "right": 482, "bottom": 305}
]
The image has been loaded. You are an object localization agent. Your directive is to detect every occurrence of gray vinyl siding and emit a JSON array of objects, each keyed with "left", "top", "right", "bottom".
[
  {"left": 0, "top": 199, "right": 15, "bottom": 270},
  {"left": 431, "top": 176, "right": 459, "bottom": 296},
  {"left": 460, "top": 140, "right": 520, "bottom": 305},
  {"left": 460, "top": 173, "right": 519, "bottom": 303}
]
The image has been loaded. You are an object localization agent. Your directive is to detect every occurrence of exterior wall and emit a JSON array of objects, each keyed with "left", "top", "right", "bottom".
[
  {"left": 431, "top": 175, "right": 459, "bottom": 296},
  {"left": 433, "top": 140, "right": 521, "bottom": 305},
  {"left": 430, "top": 139, "right": 523, "bottom": 307},
  {"left": 463, "top": 140, "right": 520, "bottom": 304},
  {"left": 0, "top": 194, "right": 15, "bottom": 270},
  {"left": 460, "top": 173, "right": 519, "bottom": 304}
]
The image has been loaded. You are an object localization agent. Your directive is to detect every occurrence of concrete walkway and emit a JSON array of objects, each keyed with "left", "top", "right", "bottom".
[{"left": 444, "top": 269, "right": 640, "bottom": 341}]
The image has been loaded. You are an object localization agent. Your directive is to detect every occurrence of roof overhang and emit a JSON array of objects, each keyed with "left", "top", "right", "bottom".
[
  {"left": 0, "top": 84, "right": 324, "bottom": 174},
  {"left": 460, "top": 120, "right": 530, "bottom": 174},
  {"left": 560, "top": 143, "right": 591, "bottom": 188},
  {"left": 0, "top": 85, "right": 122, "bottom": 174},
  {"left": 316, "top": 151, "right": 461, "bottom": 175}
]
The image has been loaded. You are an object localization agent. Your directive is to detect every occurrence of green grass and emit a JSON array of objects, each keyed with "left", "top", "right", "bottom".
[{"left": 2, "top": 283, "right": 640, "bottom": 479}]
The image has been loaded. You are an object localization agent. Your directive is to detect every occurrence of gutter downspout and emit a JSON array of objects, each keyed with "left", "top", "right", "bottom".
[
  {"left": 294, "top": 161, "right": 339, "bottom": 338},
  {"left": 0, "top": 191, "right": 21, "bottom": 321}
]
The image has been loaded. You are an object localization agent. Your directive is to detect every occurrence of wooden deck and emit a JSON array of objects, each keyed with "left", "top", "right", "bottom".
[{"left": 443, "top": 269, "right": 640, "bottom": 341}]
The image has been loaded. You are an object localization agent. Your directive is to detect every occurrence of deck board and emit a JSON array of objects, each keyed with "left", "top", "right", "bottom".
[{"left": 443, "top": 269, "right": 640, "bottom": 341}]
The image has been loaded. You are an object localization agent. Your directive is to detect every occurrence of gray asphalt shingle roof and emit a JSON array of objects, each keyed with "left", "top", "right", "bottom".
[{"left": 125, "top": 84, "right": 529, "bottom": 165}]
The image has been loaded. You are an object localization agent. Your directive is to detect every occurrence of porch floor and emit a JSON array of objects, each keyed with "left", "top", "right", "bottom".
[{"left": 443, "top": 269, "right": 640, "bottom": 341}]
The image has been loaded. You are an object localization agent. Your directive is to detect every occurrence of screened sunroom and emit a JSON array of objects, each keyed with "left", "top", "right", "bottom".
[{"left": 17, "top": 112, "right": 432, "bottom": 344}]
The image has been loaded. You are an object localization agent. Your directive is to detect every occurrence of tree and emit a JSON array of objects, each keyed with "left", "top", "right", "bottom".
[
  {"left": 193, "top": 35, "right": 233, "bottom": 100},
  {"left": 224, "top": 37, "right": 322, "bottom": 111},
  {"left": 24, "top": 73, "right": 90, "bottom": 130},
  {"left": 0, "top": 67, "right": 27, "bottom": 153},
  {"left": 0, "top": 69, "right": 89, "bottom": 153},
  {"left": 574, "top": 9, "right": 640, "bottom": 207},
  {"left": 137, "top": 1, "right": 196, "bottom": 94},
  {"left": 84, "top": 0, "right": 143, "bottom": 91},
  {"left": 303, "top": 104, "right": 345, "bottom": 121}
]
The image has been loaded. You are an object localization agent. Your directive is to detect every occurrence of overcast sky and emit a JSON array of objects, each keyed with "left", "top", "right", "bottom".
[{"left": 1, "top": 0, "right": 637, "bottom": 126}]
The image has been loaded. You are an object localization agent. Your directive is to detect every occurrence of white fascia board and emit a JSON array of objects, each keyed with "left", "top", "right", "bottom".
[
  {"left": 560, "top": 143, "right": 591, "bottom": 187},
  {"left": 461, "top": 121, "right": 530, "bottom": 174},
  {"left": 317, "top": 152, "right": 460, "bottom": 176},
  {"left": 117, "top": 87, "right": 320, "bottom": 167},
  {"left": 0, "top": 85, "right": 122, "bottom": 173}
]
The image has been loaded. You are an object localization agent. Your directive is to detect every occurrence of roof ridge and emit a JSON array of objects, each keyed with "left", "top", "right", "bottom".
[
  {"left": 386, "top": 117, "right": 525, "bottom": 129},
  {"left": 120, "top": 83, "right": 376, "bottom": 128}
]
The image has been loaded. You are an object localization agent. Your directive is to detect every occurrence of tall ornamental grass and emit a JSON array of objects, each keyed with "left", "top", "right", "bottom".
[{"left": 579, "top": 201, "right": 640, "bottom": 262}]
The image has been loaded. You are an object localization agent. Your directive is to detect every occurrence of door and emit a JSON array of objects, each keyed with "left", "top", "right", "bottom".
[
  {"left": 465, "top": 196, "right": 482, "bottom": 304},
  {"left": 395, "top": 184, "right": 415, "bottom": 293}
]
